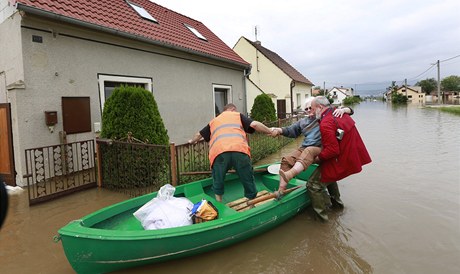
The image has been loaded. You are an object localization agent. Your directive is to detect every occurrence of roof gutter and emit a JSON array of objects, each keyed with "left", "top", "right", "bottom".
[
  {"left": 242, "top": 65, "right": 251, "bottom": 115},
  {"left": 290, "top": 80, "right": 295, "bottom": 115},
  {"left": 16, "top": 4, "right": 250, "bottom": 70}
]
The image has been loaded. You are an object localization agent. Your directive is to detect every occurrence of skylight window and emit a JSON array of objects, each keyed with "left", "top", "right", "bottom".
[
  {"left": 127, "top": 1, "right": 157, "bottom": 23},
  {"left": 184, "top": 24, "right": 207, "bottom": 41}
]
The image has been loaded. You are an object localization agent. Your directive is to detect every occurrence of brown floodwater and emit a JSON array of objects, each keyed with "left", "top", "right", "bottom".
[{"left": 1, "top": 101, "right": 459, "bottom": 274}]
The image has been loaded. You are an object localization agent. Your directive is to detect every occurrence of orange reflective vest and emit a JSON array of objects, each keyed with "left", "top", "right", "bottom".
[{"left": 208, "top": 111, "right": 251, "bottom": 167}]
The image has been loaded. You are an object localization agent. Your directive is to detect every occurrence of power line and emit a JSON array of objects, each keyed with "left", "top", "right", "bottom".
[
  {"left": 408, "top": 64, "right": 436, "bottom": 81},
  {"left": 323, "top": 54, "right": 459, "bottom": 90},
  {"left": 440, "top": 54, "right": 460, "bottom": 63}
]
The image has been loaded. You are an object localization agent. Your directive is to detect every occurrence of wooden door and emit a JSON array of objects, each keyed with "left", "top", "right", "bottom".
[
  {"left": 277, "top": 99, "right": 286, "bottom": 119},
  {"left": 0, "top": 103, "right": 15, "bottom": 186}
]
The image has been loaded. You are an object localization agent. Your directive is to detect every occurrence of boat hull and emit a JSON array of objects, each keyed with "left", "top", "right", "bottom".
[{"left": 58, "top": 164, "right": 316, "bottom": 273}]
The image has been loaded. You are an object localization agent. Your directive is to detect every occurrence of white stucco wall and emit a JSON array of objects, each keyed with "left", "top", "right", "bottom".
[
  {"left": 328, "top": 88, "right": 349, "bottom": 105},
  {"left": 0, "top": 11, "right": 24, "bottom": 92},
  {"left": 234, "top": 37, "right": 312, "bottom": 115},
  {"left": 292, "top": 83, "right": 312, "bottom": 111},
  {"left": 0, "top": 0, "right": 16, "bottom": 24},
  {"left": 234, "top": 38, "right": 292, "bottom": 112},
  {"left": 8, "top": 15, "right": 246, "bottom": 186}
]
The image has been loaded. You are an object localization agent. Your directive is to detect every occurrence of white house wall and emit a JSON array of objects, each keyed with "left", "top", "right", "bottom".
[
  {"left": 0, "top": 0, "right": 16, "bottom": 24},
  {"left": 9, "top": 14, "right": 246, "bottom": 186},
  {"left": 234, "top": 39, "right": 293, "bottom": 113},
  {"left": 245, "top": 79, "right": 263, "bottom": 115},
  {"left": 292, "top": 83, "right": 312, "bottom": 111},
  {"left": 0, "top": 12, "right": 24, "bottom": 99}
]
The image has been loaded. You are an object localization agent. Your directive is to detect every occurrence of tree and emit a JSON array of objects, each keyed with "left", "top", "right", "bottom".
[
  {"left": 342, "top": 96, "right": 362, "bottom": 105},
  {"left": 250, "top": 94, "right": 277, "bottom": 122},
  {"left": 441, "top": 75, "right": 460, "bottom": 92},
  {"left": 416, "top": 78, "right": 437, "bottom": 94},
  {"left": 391, "top": 91, "right": 408, "bottom": 104},
  {"left": 101, "top": 85, "right": 169, "bottom": 145}
]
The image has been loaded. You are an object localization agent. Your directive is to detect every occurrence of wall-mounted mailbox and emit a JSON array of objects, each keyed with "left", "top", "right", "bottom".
[{"left": 45, "top": 111, "right": 58, "bottom": 126}]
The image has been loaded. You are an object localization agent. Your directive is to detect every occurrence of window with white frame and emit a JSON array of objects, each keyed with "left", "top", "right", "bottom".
[
  {"left": 296, "top": 93, "right": 301, "bottom": 109},
  {"left": 184, "top": 24, "right": 207, "bottom": 41},
  {"left": 98, "top": 75, "right": 153, "bottom": 111},
  {"left": 213, "top": 85, "right": 232, "bottom": 116},
  {"left": 127, "top": 1, "right": 158, "bottom": 23}
]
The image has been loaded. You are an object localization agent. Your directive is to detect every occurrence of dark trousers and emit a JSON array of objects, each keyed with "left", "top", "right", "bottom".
[{"left": 212, "top": 152, "right": 257, "bottom": 199}]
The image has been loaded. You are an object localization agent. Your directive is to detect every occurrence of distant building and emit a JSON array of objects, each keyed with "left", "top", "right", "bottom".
[
  {"left": 327, "top": 87, "right": 353, "bottom": 105},
  {"left": 312, "top": 88, "right": 322, "bottom": 96},
  {"left": 385, "top": 86, "right": 425, "bottom": 105}
]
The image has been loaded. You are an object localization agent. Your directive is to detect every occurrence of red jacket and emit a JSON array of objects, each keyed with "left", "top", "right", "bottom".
[{"left": 318, "top": 108, "right": 371, "bottom": 182}]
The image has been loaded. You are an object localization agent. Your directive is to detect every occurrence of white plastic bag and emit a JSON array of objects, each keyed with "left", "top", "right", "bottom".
[{"left": 133, "top": 184, "right": 193, "bottom": 230}]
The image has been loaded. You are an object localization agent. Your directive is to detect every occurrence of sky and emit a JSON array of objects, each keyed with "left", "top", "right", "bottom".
[{"left": 152, "top": 0, "right": 460, "bottom": 96}]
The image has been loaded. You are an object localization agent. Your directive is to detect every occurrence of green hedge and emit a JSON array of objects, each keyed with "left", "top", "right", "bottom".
[
  {"left": 250, "top": 94, "right": 277, "bottom": 122},
  {"left": 101, "top": 85, "right": 169, "bottom": 145}
]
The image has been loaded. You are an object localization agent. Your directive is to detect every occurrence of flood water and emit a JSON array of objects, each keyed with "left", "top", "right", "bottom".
[{"left": 1, "top": 101, "right": 459, "bottom": 274}]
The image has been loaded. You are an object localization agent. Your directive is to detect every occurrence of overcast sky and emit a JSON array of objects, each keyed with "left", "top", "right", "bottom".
[{"left": 153, "top": 0, "right": 460, "bottom": 95}]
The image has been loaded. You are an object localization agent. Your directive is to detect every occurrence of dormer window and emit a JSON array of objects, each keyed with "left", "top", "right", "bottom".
[
  {"left": 127, "top": 1, "right": 157, "bottom": 23},
  {"left": 184, "top": 24, "right": 207, "bottom": 41}
]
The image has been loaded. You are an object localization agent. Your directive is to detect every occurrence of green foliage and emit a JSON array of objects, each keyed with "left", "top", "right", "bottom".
[
  {"left": 325, "top": 94, "right": 334, "bottom": 104},
  {"left": 101, "top": 85, "right": 169, "bottom": 145},
  {"left": 250, "top": 94, "right": 277, "bottom": 122},
  {"left": 391, "top": 91, "right": 408, "bottom": 104},
  {"left": 342, "top": 96, "right": 361, "bottom": 105},
  {"left": 416, "top": 78, "right": 437, "bottom": 94},
  {"left": 438, "top": 106, "right": 460, "bottom": 115},
  {"left": 441, "top": 75, "right": 460, "bottom": 91},
  {"left": 313, "top": 86, "right": 326, "bottom": 95}
]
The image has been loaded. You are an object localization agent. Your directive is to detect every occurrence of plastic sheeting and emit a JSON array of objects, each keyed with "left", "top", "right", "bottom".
[{"left": 133, "top": 184, "right": 193, "bottom": 230}]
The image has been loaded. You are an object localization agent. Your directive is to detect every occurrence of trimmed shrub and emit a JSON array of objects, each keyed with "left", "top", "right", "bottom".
[
  {"left": 101, "top": 85, "right": 169, "bottom": 145},
  {"left": 250, "top": 94, "right": 277, "bottom": 122}
]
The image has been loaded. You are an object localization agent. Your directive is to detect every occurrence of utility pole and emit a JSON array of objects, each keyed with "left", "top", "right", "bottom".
[
  {"left": 323, "top": 81, "right": 326, "bottom": 95},
  {"left": 436, "top": 60, "right": 441, "bottom": 104}
]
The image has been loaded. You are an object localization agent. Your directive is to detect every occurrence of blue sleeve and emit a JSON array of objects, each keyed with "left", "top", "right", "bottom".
[{"left": 282, "top": 120, "right": 302, "bottom": 138}]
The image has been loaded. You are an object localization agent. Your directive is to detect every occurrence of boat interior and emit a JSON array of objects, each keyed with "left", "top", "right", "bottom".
[{"left": 88, "top": 165, "right": 316, "bottom": 231}]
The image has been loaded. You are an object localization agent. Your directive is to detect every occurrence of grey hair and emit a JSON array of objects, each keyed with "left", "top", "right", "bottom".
[
  {"left": 303, "top": 97, "right": 314, "bottom": 109},
  {"left": 313, "top": 96, "right": 330, "bottom": 107}
]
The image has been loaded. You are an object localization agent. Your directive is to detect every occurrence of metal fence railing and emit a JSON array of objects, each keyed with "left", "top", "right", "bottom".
[
  {"left": 96, "top": 115, "right": 304, "bottom": 196},
  {"left": 24, "top": 139, "right": 96, "bottom": 205}
]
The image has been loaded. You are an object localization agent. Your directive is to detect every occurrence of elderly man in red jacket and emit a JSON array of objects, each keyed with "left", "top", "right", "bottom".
[{"left": 309, "top": 96, "right": 372, "bottom": 221}]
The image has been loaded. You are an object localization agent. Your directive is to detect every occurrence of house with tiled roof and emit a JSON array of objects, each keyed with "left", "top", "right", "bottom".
[
  {"left": 385, "top": 86, "right": 425, "bottom": 105},
  {"left": 327, "top": 87, "right": 354, "bottom": 105},
  {"left": 0, "top": 0, "right": 250, "bottom": 186},
  {"left": 233, "top": 37, "right": 314, "bottom": 118}
]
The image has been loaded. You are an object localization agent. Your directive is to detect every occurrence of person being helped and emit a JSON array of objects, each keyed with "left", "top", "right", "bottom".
[
  {"left": 270, "top": 98, "right": 353, "bottom": 194},
  {"left": 309, "top": 96, "right": 371, "bottom": 220},
  {"left": 188, "top": 103, "right": 274, "bottom": 202}
]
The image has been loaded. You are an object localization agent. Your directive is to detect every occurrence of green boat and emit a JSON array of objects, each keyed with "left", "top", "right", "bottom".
[{"left": 57, "top": 164, "right": 316, "bottom": 274}]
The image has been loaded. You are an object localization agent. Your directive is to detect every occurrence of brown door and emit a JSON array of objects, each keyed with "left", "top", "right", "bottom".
[
  {"left": 277, "top": 99, "right": 286, "bottom": 119},
  {"left": 0, "top": 103, "right": 15, "bottom": 186}
]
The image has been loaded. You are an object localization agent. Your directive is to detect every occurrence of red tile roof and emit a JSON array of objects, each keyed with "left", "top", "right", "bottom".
[
  {"left": 14, "top": 0, "right": 249, "bottom": 67},
  {"left": 243, "top": 37, "right": 313, "bottom": 85}
]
